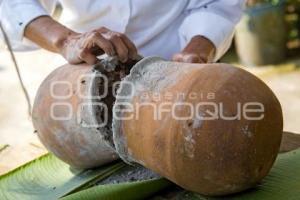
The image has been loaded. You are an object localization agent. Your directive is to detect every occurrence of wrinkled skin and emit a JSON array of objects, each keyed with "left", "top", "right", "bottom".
[
  {"left": 25, "top": 16, "right": 138, "bottom": 65},
  {"left": 25, "top": 16, "right": 216, "bottom": 65},
  {"left": 60, "top": 27, "right": 138, "bottom": 64}
]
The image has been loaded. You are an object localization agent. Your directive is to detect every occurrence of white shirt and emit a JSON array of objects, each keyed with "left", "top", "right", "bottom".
[{"left": 0, "top": 0, "right": 245, "bottom": 61}]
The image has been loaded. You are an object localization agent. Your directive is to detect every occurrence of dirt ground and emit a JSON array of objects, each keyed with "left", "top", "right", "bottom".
[
  {"left": 0, "top": 48, "right": 299, "bottom": 175},
  {"left": 0, "top": 49, "right": 65, "bottom": 174}
]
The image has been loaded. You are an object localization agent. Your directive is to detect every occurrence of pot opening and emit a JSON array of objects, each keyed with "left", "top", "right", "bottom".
[{"left": 92, "top": 57, "right": 140, "bottom": 149}]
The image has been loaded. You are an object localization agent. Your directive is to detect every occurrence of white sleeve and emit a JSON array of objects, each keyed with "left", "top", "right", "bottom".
[
  {"left": 179, "top": 0, "right": 246, "bottom": 61},
  {"left": 0, "top": 0, "right": 56, "bottom": 51}
]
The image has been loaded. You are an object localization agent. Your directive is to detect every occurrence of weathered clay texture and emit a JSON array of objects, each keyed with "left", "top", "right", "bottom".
[
  {"left": 33, "top": 56, "right": 283, "bottom": 196},
  {"left": 113, "top": 57, "right": 283, "bottom": 196},
  {"left": 32, "top": 63, "right": 118, "bottom": 168}
]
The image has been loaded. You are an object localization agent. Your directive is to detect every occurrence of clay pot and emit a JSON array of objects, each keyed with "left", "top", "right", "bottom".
[
  {"left": 33, "top": 56, "right": 283, "bottom": 196},
  {"left": 113, "top": 57, "right": 283, "bottom": 195},
  {"left": 32, "top": 63, "right": 118, "bottom": 168}
]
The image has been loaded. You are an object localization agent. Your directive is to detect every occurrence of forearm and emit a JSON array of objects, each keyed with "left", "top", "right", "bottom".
[
  {"left": 179, "top": 0, "right": 245, "bottom": 62},
  {"left": 24, "top": 16, "right": 78, "bottom": 53},
  {"left": 24, "top": 16, "right": 137, "bottom": 65}
]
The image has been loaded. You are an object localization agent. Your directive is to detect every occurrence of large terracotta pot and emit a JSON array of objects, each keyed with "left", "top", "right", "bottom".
[
  {"left": 112, "top": 57, "right": 283, "bottom": 195},
  {"left": 33, "top": 57, "right": 283, "bottom": 196},
  {"left": 32, "top": 62, "right": 119, "bottom": 168}
]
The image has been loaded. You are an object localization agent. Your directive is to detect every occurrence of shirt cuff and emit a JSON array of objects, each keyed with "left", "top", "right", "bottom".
[
  {"left": 13, "top": 2, "right": 49, "bottom": 41},
  {"left": 179, "top": 11, "right": 235, "bottom": 61},
  {"left": 1, "top": 0, "right": 49, "bottom": 42}
]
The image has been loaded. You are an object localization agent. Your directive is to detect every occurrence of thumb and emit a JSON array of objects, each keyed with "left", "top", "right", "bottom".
[{"left": 172, "top": 53, "right": 205, "bottom": 63}]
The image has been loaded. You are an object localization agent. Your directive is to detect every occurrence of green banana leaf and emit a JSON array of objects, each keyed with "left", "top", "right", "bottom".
[
  {"left": 60, "top": 178, "right": 171, "bottom": 200},
  {"left": 153, "top": 149, "right": 300, "bottom": 200},
  {"left": 1, "top": 149, "right": 300, "bottom": 200},
  {"left": 0, "top": 154, "right": 126, "bottom": 200}
]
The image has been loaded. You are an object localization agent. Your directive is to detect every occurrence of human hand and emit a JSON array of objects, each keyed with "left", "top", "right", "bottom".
[
  {"left": 60, "top": 27, "right": 138, "bottom": 65},
  {"left": 172, "top": 35, "right": 216, "bottom": 63}
]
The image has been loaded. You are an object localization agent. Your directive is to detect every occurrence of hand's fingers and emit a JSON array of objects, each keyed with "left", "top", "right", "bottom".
[
  {"left": 79, "top": 50, "right": 98, "bottom": 65},
  {"left": 110, "top": 34, "right": 129, "bottom": 62},
  {"left": 172, "top": 53, "right": 183, "bottom": 62},
  {"left": 118, "top": 33, "right": 138, "bottom": 60},
  {"left": 90, "top": 32, "right": 115, "bottom": 56},
  {"left": 172, "top": 53, "right": 205, "bottom": 63},
  {"left": 96, "top": 26, "right": 110, "bottom": 33},
  {"left": 182, "top": 54, "right": 203, "bottom": 63},
  {"left": 63, "top": 45, "right": 83, "bottom": 64},
  {"left": 66, "top": 56, "right": 82, "bottom": 65},
  {"left": 95, "top": 28, "right": 138, "bottom": 60}
]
